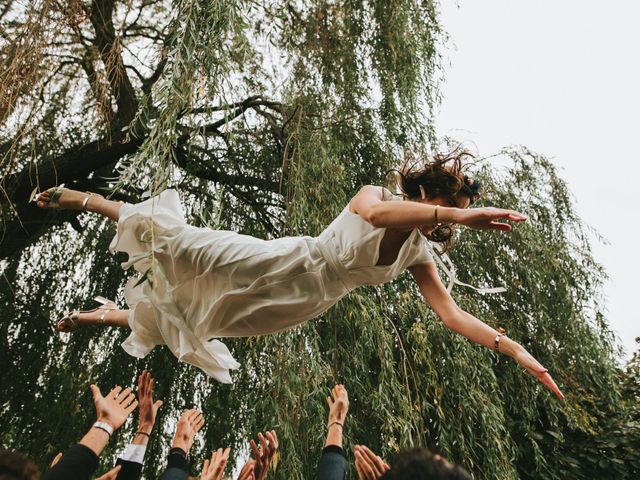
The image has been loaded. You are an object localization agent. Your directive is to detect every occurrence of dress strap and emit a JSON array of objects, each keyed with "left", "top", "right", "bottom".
[{"left": 427, "top": 242, "right": 507, "bottom": 295}]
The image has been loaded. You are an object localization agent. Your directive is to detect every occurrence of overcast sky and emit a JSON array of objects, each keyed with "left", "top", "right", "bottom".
[{"left": 435, "top": 1, "right": 639, "bottom": 360}]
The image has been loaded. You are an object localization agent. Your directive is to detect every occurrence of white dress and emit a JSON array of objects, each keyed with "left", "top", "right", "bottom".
[{"left": 109, "top": 187, "right": 434, "bottom": 382}]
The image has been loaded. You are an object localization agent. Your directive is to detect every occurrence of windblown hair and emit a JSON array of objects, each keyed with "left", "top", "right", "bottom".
[{"left": 395, "top": 148, "right": 481, "bottom": 251}]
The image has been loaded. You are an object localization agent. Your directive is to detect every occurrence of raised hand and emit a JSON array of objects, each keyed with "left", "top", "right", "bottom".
[
  {"left": 200, "top": 447, "right": 230, "bottom": 480},
  {"left": 237, "top": 459, "right": 256, "bottom": 480},
  {"left": 514, "top": 349, "right": 564, "bottom": 400},
  {"left": 354, "top": 445, "right": 390, "bottom": 480},
  {"left": 90, "top": 384, "right": 138, "bottom": 431},
  {"left": 327, "top": 384, "right": 349, "bottom": 426},
  {"left": 171, "top": 409, "right": 205, "bottom": 454},
  {"left": 249, "top": 430, "right": 279, "bottom": 480},
  {"left": 95, "top": 465, "right": 122, "bottom": 480},
  {"left": 454, "top": 207, "right": 527, "bottom": 231},
  {"left": 137, "top": 370, "right": 163, "bottom": 433}
]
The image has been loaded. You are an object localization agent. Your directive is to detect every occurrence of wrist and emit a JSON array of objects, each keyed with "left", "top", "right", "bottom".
[
  {"left": 137, "top": 423, "right": 154, "bottom": 435},
  {"left": 96, "top": 417, "right": 116, "bottom": 431},
  {"left": 439, "top": 206, "right": 459, "bottom": 224},
  {"left": 499, "top": 337, "right": 523, "bottom": 357},
  {"left": 328, "top": 417, "right": 346, "bottom": 426},
  {"left": 171, "top": 439, "right": 190, "bottom": 453}
]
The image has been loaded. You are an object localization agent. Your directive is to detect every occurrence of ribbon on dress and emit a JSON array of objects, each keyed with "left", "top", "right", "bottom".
[{"left": 426, "top": 242, "right": 507, "bottom": 295}]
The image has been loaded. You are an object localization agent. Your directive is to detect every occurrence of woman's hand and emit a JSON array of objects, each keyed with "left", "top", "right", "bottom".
[
  {"left": 90, "top": 385, "right": 138, "bottom": 431},
  {"left": 453, "top": 207, "right": 527, "bottom": 231},
  {"left": 137, "top": 370, "right": 163, "bottom": 433},
  {"left": 354, "top": 445, "right": 390, "bottom": 480},
  {"left": 514, "top": 348, "right": 564, "bottom": 400},
  {"left": 237, "top": 459, "right": 256, "bottom": 480},
  {"left": 327, "top": 384, "right": 349, "bottom": 426},
  {"left": 200, "top": 447, "right": 230, "bottom": 480},
  {"left": 171, "top": 409, "right": 205, "bottom": 454},
  {"left": 250, "top": 431, "right": 279, "bottom": 480}
]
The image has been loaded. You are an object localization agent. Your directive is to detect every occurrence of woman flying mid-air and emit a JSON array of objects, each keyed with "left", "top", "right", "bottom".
[{"left": 35, "top": 152, "right": 564, "bottom": 399}]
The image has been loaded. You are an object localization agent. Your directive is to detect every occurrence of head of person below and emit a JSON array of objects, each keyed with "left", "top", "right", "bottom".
[{"left": 379, "top": 447, "right": 472, "bottom": 480}]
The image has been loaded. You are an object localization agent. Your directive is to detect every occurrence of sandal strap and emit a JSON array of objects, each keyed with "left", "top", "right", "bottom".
[
  {"left": 60, "top": 311, "right": 80, "bottom": 332},
  {"left": 46, "top": 185, "right": 66, "bottom": 209}
]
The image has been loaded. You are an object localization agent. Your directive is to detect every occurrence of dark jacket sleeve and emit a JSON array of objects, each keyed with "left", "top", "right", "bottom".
[
  {"left": 115, "top": 458, "right": 143, "bottom": 480},
  {"left": 317, "top": 445, "right": 348, "bottom": 480},
  {"left": 42, "top": 444, "right": 99, "bottom": 480},
  {"left": 158, "top": 448, "right": 189, "bottom": 480}
]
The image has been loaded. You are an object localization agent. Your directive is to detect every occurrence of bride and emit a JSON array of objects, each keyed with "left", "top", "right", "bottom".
[{"left": 35, "top": 153, "right": 563, "bottom": 398}]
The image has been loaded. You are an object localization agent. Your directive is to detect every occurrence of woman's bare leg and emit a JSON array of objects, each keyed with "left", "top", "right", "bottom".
[
  {"left": 84, "top": 196, "right": 123, "bottom": 222},
  {"left": 56, "top": 308, "right": 131, "bottom": 332},
  {"left": 36, "top": 188, "right": 124, "bottom": 222}
]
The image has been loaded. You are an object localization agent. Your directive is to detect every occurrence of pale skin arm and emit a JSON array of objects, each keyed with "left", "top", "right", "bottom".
[
  {"left": 324, "top": 384, "right": 349, "bottom": 449},
  {"left": 349, "top": 185, "right": 527, "bottom": 231},
  {"left": 409, "top": 262, "right": 564, "bottom": 400}
]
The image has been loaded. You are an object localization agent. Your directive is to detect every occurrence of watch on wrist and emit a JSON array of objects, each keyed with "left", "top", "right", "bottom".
[{"left": 93, "top": 421, "right": 114, "bottom": 437}]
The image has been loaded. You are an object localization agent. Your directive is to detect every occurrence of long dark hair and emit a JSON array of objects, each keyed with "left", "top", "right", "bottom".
[{"left": 395, "top": 148, "right": 482, "bottom": 251}]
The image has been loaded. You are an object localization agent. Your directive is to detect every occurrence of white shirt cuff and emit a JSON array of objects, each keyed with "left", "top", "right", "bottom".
[{"left": 119, "top": 444, "right": 147, "bottom": 464}]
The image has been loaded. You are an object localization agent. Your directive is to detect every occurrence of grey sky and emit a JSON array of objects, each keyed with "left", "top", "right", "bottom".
[{"left": 436, "top": 1, "right": 640, "bottom": 360}]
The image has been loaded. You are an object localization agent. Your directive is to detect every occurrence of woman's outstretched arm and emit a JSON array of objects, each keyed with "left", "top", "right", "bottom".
[
  {"left": 350, "top": 185, "right": 527, "bottom": 231},
  {"left": 409, "top": 262, "right": 564, "bottom": 400}
]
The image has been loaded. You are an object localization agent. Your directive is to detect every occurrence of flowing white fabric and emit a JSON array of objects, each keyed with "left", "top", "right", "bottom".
[{"left": 109, "top": 187, "right": 434, "bottom": 382}]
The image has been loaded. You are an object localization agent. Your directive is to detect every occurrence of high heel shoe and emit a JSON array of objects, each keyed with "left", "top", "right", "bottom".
[{"left": 56, "top": 296, "right": 117, "bottom": 332}]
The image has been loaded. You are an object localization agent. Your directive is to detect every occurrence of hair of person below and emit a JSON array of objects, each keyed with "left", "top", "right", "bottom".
[
  {"left": 379, "top": 447, "right": 472, "bottom": 480},
  {"left": 394, "top": 148, "right": 482, "bottom": 252},
  {"left": 0, "top": 451, "right": 40, "bottom": 480}
]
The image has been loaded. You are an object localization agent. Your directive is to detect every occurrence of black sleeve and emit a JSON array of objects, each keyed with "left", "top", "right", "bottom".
[
  {"left": 42, "top": 444, "right": 99, "bottom": 480},
  {"left": 158, "top": 448, "right": 189, "bottom": 480},
  {"left": 115, "top": 458, "right": 143, "bottom": 480},
  {"left": 317, "top": 445, "right": 348, "bottom": 480}
]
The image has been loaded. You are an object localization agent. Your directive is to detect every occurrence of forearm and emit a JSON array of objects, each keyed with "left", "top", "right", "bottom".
[
  {"left": 364, "top": 201, "right": 459, "bottom": 229},
  {"left": 132, "top": 422, "right": 153, "bottom": 446},
  {"left": 445, "top": 308, "right": 523, "bottom": 358},
  {"left": 79, "top": 427, "right": 111, "bottom": 456},
  {"left": 324, "top": 424, "right": 344, "bottom": 449}
]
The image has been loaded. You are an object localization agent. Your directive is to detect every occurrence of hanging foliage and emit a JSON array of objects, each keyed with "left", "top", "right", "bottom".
[{"left": 1, "top": 1, "right": 637, "bottom": 479}]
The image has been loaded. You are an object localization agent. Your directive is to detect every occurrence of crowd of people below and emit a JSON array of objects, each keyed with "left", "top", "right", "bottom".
[{"left": 0, "top": 370, "right": 471, "bottom": 479}]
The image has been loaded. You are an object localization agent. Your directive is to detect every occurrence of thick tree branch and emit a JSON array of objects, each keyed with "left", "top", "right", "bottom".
[{"left": 89, "top": 0, "right": 138, "bottom": 127}]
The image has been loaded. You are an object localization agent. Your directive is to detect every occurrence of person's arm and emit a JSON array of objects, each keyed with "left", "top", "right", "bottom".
[
  {"left": 350, "top": 185, "right": 526, "bottom": 231},
  {"left": 317, "top": 385, "right": 349, "bottom": 480},
  {"left": 158, "top": 409, "right": 205, "bottom": 480},
  {"left": 409, "top": 262, "right": 564, "bottom": 399},
  {"left": 116, "top": 370, "right": 163, "bottom": 480},
  {"left": 43, "top": 385, "right": 138, "bottom": 480}
]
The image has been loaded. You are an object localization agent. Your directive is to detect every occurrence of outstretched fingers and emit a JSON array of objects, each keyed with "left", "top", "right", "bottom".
[{"left": 538, "top": 372, "right": 565, "bottom": 400}]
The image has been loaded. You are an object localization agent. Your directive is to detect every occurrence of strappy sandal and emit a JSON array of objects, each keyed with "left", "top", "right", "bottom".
[
  {"left": 56, "top": 296, "right": 117, "bottom": 332},
  {"left": 34, "top": 184, "right": 103, "bottom": 211}
]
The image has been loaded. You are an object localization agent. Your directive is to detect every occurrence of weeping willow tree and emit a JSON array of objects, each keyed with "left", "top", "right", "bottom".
[{"left": 1, "top": 1, "right": 637, "bottom": 479}]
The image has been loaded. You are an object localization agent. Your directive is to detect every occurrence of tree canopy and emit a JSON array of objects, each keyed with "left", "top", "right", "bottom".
[{"left": 1, "top": 1, "right": 638, "bottom": 478}]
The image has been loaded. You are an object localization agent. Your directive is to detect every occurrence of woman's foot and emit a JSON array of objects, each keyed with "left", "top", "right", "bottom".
[
  {"left": 56, "top": 303, "right": 118, "bottom": 332},
  {"left": 35, "top": 186, "right": 100, "bottom": 211}
]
